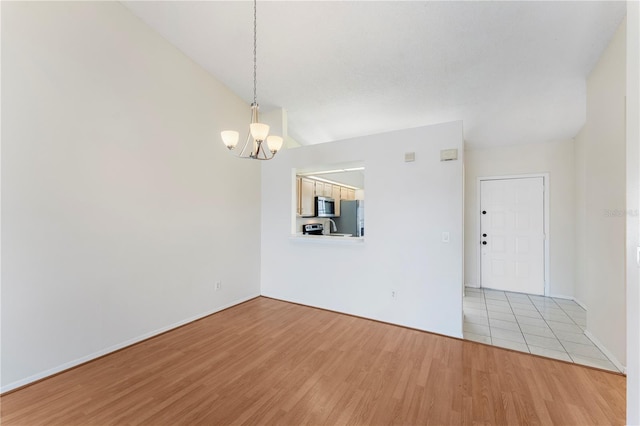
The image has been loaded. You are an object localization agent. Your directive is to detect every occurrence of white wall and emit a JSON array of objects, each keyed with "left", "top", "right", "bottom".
[
  {"left": 574, "top": 131, "right": 587, "bottom": 306},
  {"left": 464, "top": 140, "right": 575, "bottom": 297},
  {"left": 574, "top": 18, "right": 627, "bottom": 368},
  {"left": 626, "top": 1, "right": 640, "bottom": 423},
  {"left": 261, "top": 122, "right": 464, "bottom": 337},
  {"left": 1, "top": 2, "right": 261, "bottom": 391}
]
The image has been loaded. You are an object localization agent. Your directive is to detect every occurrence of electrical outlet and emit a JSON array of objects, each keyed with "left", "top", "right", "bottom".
[
  {"left": 215, "top": 281, "right": 222, "bottom": 291},
  {"left": 391, "top": 289, "right": 398, "bottom": 299}
]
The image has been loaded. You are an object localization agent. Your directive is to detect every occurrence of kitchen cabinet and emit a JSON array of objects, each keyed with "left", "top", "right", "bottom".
[
  {"left": 296, "top": 177, "right": 301, "bottom": 215},
  {"left": 331, "top": 185, "right": 341, "bottom": 216},
  {"left": 340, "top": 186, "right": 349, "bottom": 200},
  {"left": 300, "top": 178, "right": 315, "bottom": 217},
  {"left": 296, "top": 175, "right": 360, "bottom": 218},
  {"left": 339, "top": 187, "right": 356, "bottom": 200}
]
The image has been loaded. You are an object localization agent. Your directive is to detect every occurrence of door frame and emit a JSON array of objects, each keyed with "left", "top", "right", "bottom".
[{"left": 476, "top": 173, "right": 550, "bottom": 295}]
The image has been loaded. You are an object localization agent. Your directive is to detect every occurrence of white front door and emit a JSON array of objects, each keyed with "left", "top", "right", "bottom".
[{"left": 480, "top": 177, "right": 545, "bottom": 295}]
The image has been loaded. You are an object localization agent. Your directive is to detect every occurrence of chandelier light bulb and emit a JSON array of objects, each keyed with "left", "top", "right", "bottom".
[
  {"left": 267, "top": 135, "right": 284, "bottom": 153},
  {"left": 250, "top": 123, "right": 270, "bottom": 141},
  {"left": 221, "top": 130, "right": 239, "bottom": 149}
]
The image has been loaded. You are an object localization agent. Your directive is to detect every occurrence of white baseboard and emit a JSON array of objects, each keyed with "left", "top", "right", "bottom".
[
  {"left": 546, "top": 294, "right": 588, "bottom": 311},
  {"left": 545, "top": 297, "right": 623, "bottom": 373},
  {"left": 584, "top": 330, "right": 626, "bottom": 374},
  {"left": 547, "top": 293, "right": 572, "bottom": 300},
  {"left": 571, "top": 297, "right": 588, "bottom": 311},
  {"left": 0, "top": 293, "right": 260, "bottom": 394}
]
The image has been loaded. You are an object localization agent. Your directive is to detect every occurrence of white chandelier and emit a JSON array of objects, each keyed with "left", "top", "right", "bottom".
[{"left": 221, "top": 0, "right": 283, "bottom": 160}]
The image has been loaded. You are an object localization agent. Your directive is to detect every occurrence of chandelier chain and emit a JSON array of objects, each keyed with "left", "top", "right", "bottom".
[{"left": 253, "top": 0, "right": 257, "bottom": 106}]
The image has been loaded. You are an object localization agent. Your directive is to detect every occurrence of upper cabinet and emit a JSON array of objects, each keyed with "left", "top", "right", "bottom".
[
  {"left": 315, "top": 181, "right": 341, "bottom": 198},
  {"left": 296, "top": 176, "right": 361, "bottom": 218},
  {"left": 331, "top": 185, "right": 342, "bottom": 216},
  {"left": 296, "top": 177, "right": 301, "bottom": 215},
  {"left": 299, "top": 178, "right": 315, "bottom": 217},
  {"left": 339, "top": 187, "right": 349, "bottom": 200},
  {"left": 339, "top": 187, "right": 355, "bottom": 200},
  {"left": 314, "top": 181, "right": 325, "bottom": 197}
]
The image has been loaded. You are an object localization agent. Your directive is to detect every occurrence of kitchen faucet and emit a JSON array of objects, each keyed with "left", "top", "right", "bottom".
[{"left": 328, "top": 218, "right": 337, "bottom": 233}]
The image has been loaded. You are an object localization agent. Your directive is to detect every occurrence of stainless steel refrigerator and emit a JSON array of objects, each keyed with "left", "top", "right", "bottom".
[{"left": 335, "top": 200, "right": 364, "bottom": 237}]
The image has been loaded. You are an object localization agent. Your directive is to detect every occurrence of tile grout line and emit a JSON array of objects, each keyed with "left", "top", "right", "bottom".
[
  {"left": 509, "top": 293, "right": 539, "bottom": 354},
  {"left": 463, "top": 288, "right": 492, "bottom": 344},
  {"left": 552, "top": 298, "right": 619, "bottom": 372},
  {"left": 483, "top": 288, "right": 506, "bottom": 345},
  {"left": 486, "top": 290, "right": 573, "bottom": 359},
  {"left": 480, "top": 289, "right": 492, "bottom": 344},
  {"left": 502, "top": 291, "right": 531, "bottom": 353},
  {"left": 553, "top": 299, "right": 587, "bottom": 332},
  {"left": 467, "top": 288, "right": 619, "bottom": 372},
  {"left": 485, "top": 289, "right": 530, "bottom": 351},
  {"left": 528, "top": 294, "right": 580, "bottom": 364}
]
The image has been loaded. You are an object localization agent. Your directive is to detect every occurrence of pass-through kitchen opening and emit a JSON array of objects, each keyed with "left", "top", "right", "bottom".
[{"left": 294, "top": 162, "right": 365, "bottom": 239}]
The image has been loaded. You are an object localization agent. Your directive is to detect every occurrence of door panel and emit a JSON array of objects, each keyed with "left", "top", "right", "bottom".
[{"left": 480, "top": 177, "right": 544, "bottom": 295}]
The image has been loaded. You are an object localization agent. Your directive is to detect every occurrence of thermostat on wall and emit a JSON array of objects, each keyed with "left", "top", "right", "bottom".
[{"left": 440, "top": 148, "right": 458, "bottom": 161}]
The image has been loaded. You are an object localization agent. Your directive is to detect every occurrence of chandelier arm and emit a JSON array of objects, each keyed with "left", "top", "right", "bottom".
[
  {"left": 258, "top": 140, "right": 273, "bottom": 160},
  {"left": 238, "top": 131, "right": 253, "bottom": 157},
  {"left": 251, "top": 141, "right": 273, "bottom": 160}
]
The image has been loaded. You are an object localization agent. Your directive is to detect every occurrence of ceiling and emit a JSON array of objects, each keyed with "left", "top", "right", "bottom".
[{"left": 122, "top": 1, "right": 626, "bottom": 148}]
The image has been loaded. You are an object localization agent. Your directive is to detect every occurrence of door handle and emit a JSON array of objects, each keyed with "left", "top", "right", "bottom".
[{"left": 482, "top": 210, "right": 487, "bottom": 214}]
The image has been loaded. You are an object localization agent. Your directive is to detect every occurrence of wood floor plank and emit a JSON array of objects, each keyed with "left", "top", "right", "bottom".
[{"left": 0, "top": 297, "right": 626, "bottom": 425}]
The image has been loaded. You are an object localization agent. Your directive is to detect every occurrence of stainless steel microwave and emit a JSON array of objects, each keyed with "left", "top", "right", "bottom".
[{"left": 315, "top": 196, "right": 336, "bottom": 217}]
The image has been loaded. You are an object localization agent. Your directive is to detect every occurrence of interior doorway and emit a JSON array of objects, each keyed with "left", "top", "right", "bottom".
[{"left": 479, "top": 176, "right": 546, "bottom": 295}]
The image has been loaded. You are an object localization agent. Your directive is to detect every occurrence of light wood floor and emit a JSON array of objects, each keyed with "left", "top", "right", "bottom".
[{"left": 1, "top": 297, "right": 626, "bottom": 425}]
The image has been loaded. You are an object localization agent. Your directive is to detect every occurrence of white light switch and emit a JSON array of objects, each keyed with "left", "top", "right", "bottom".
[{"left": 442, "top": 232, "right": 450, "bottom": 243}]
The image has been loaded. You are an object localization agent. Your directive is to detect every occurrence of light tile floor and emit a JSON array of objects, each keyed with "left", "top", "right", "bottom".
[{"left": 463, "top": 287, "right": 621, "bottom": 372}]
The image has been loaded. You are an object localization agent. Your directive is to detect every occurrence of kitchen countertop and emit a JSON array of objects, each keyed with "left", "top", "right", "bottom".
[{"left": 289, "top": 233, "right": 365, "bottom": 244}]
